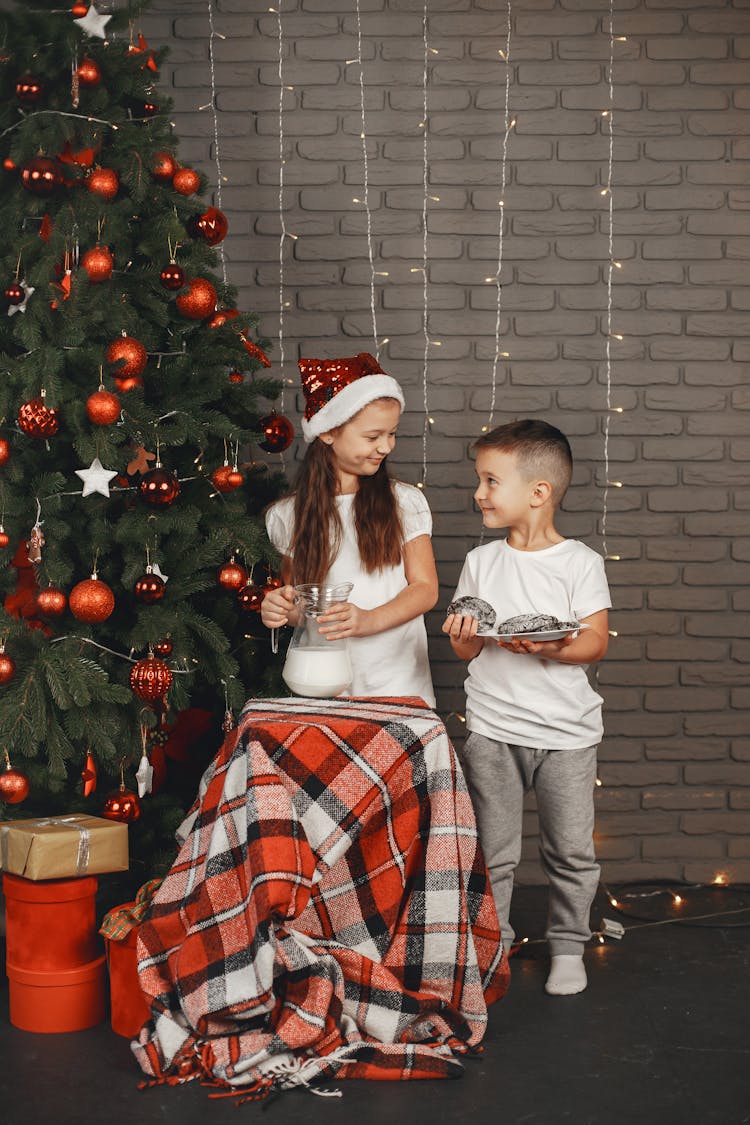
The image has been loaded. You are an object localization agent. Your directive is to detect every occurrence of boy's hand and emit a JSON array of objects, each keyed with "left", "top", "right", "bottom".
[
  {"left": 442, "top": 612, "right": 480, "bottom": 642},
  {"left": 497, "top": 633, "right": 576, "bottom": 656}
]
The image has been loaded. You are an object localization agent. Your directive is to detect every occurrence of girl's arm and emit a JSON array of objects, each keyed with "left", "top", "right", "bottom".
[{"left": 317, "top": 534, "right": 439, "bottom": 639}]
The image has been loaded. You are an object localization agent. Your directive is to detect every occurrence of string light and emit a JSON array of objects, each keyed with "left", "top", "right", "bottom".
[
  {"left": 487, "top": 0, "right": 513, "bottom": 432},
  {"left": 602, "top": 0, "right": 618, "bottom": 566},
  {"left": 354, "top": 0, "right": 379, "bottom": 356},
  {"left": 420, "top": 0, "right": 431, "bottom": 487},
  {"left": 206, "top": 1, "right": 227, "bottom": 286},
  {"left": 274, "top": 1, "right": 287, "bottom": 416}
]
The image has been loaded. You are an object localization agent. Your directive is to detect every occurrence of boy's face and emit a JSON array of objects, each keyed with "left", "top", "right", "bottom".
[{"left": 473, "top": 448, "right": 537, "bottom": 529}]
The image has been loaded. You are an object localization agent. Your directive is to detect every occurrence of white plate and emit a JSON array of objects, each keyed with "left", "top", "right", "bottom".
[{"left": 478, "top": 624, "right": 588, "bottom": 641}]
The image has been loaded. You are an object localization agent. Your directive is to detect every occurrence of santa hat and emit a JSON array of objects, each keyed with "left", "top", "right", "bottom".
[{"left": 299, "top": 352, "right": 405, "bottom": 443}]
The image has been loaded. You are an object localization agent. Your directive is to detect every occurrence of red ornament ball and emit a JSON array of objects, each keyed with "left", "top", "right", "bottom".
[
  {"left": 159, "top": 262, "right": 185, "bottom": 291},
  {"left": 20, "top": 156, "right": 63, "bottom": 196},
  {"left": 139, "top": 468, "right": 180, "bottom": 507},
  {"left": 134, "top": 572, "right": 166, "bottom": 603},
  {"left": 3, "top": 158, "right": 15, "bottom": 172},
  {"left": 4, "top": 282, "right": 25, "bottom": 305},
  {"left": 218, "top": 560, "right": 247, "bottom": 591},
  {"left": 114, "top": 374, "right": 143, "bottom": 393},
  {"left": 0, "top": 438, "right": 9, "bottom": 464},
  {"left": 76, "top": 57, "right": 101, "bottom": 87},
  {"left": 69, "top": 577, "right": 115, "bottom": 623},
  {"left": 0, "top": 652, "right": 16, "bottom": 684},
  {"left": 36, "top": 586, "right": 67, "bottom": 617},
  {"left": 16, "top": 73, "right": 44, "bottom": 103},
  {"left": 18, "top": 397, "right": 60, "bottom": 439},
  {"left": 211, "top": 465, "right": 243, "bottom": 492},
  {"left": 81, "top": 245, "right": 113, "bottom": 282},
  {"left": 153, "top": 637, "right": 173, "bottom": 657},
  {"left": 237, "top": 584, "right": 264, "bottom": 613},
  {"left": 130, "top": 655, "right": 172, "bottom": 703},
  {"left": 106, "top": 335, "right": 147, "bottom": 378},
  {"left": 0, "top": 762, "right": 29, "bottom": 805},
  {"left": 102, "top": 786, "right": 141, "bottom": 823},
  {"left": 228, "top": 370, "right": 244, "bottom": 385},
  {"left": 86, "top": 388, "right": 121, "bottom": 426},
  {"left": 257, "top": 412, "right": 294, "bottom": 453},
  {"left": 188, "top": 206, "right": 229, "bottom": 246},
  {"left": 175, "top": 277, "right": 217, "bottom": 320},
  {"left": 207, "top": 308, "right": 239, "bottom": 330},
  {"left": 151, "top": 151, "right": 177, "bottom": 183},
  {"left": 71, "top": 3, "right": 89, "bottom": 16},
  {"left": 86, "top": 166, "right": 119, "bottom": 201},
  {"left": 0, "top": 530, "right": 9, "bottom": 548},
  {"left": 172, "top": 166, "right": 200, "bottom": 196},
  {"left": 264, "top": 576, "right": 284, "bottom": 595}
]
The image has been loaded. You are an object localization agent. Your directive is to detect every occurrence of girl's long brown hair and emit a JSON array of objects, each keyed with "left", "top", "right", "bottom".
[{"left": 289, "top": 440, "right": 404, "bottom": 585}]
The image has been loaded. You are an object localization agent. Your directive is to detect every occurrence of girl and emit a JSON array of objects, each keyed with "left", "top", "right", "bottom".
[{"left": 261, "top": 352, "right": 438, "bottom": 706}]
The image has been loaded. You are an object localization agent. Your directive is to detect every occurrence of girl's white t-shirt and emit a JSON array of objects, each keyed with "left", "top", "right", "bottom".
[
  {"left": 266, "top": 481, "right": 435, "bottom": 706},
  {"left": 452, "top": 538, "right": 612, "bottom": 750}
]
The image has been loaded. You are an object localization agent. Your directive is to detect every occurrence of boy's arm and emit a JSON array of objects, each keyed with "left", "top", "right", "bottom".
[
  {"left": 498, "top": 609, "right": 609, "bottom": 665},
  {"left": 442, "top": 612, "right": 486, "bottom": 661}
]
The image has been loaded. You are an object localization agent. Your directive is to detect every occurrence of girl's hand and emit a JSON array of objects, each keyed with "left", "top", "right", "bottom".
[
  {"left": 317, "top": 601, "right": 372, "bottom": 639},
  {"left": 442, "top": 612, "right": 480, "bottom": 643},
  {"left": 260, "top": 584, "right": 297, "bottom": 628}
]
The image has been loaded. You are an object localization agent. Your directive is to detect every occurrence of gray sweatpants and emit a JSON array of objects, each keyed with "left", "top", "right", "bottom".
[{"left": 458, "top": 731, "right": 600, "bottom": 956}]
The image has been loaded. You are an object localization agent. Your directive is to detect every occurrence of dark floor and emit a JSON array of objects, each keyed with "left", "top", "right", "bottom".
[{"left": 1, "top": 884, "right": 748, "bottom": 1125}]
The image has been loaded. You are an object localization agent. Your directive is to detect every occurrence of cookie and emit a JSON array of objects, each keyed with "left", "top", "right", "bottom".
[
  {"left": 495, "top": 613, "right": 578, "bottom": 634},
  {"left": 446, "top": 595, "right": 497, "bottom": 632}
]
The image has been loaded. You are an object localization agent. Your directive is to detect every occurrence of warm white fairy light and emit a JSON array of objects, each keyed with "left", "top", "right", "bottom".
[
  {"left": 420, "top": 1, "right": 431, "bottom": 486},
  {"left": 206, "top": 2, "right": 227, "bottom": 286},
  {"left": 354, "top": 0, "right": 379, "bottom": 356},
  {"left": 602, "top": 0, "right": 617, "bottom": 563},
  {"left": 487, "top": 0, "right": 513, "bottom": 432},
  {"left": 274, "top": 2, "right": 287, "bottom": 411}
]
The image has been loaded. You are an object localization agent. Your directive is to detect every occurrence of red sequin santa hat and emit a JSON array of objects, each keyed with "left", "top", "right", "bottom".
[{"left": 299, "top": 352, "right": 405, "bottom": 444}]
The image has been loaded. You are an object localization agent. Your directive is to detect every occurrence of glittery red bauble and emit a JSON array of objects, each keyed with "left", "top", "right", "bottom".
[
  {"left": 114, "top": 375, "right": 143, "bottom": 393},
  {"left": 153, "top": 637, "right": 173, "bottom": 657},
  {"left": 257, "top": 412, "right": 294, "bottom": 453},
  {"left": 172, "top": 166, "right": 200, "bottom": 196},
  {"left": 106, "top": 335, "right": 147, "bottom": 377},
  {"left": 130, "top": 655, "right": 172, "bottom": 702},
  {"left": 3, "top": 158, "right": 15, "bottom": 171},
  {"left": 159, "top": 262, "right": 185, "bottom": 290},
  {"left": 20, "top": 156, "right": 64, "bottom": 196},
  {"left": 0, "top": 438, "right": 9, "bottom": 464},
  {"left": 175, "top": 277, "right": 217, "bottom": 320},
  {"left": 188, "top": 206, "right": 228, "bottom": 246},
  {"left": 228, "top": 370, "right": 244, "bottom": 385},
  {"left": 141, "top": 100, "right": 158, "bottom": 117},
  {"left": 76, "top": 57, "right": 101, "bottom": 87},
  {"left": 4, "top": 282, "right": 25, "bottom": 305},
  {"left": 207, "top": 308, "right": 239, "bottom": 329},
  {"left": 134, "top": 572, "right": 165, "bottom": 603},
  {"left": 264, "top": 576, "right": 283, "bottom": 595},
  {"left": 0, "top": 530, "right": 9, "bottom": 548},
  {"left": 16, "top": 73, "right": 44, "bottom": 103},
  {"left": 18, "top": 397, "right": 60, "bottom": 439},
  {"left": 0, "top": 653, "right": 16, "bottom": 684},
  {"left": 86, "top": 388, "right": 121, "bottom": 425},
  {"left": 237, "top": 584, "right": 264, "bottom": 612},
  {"left": 139, "top": 468, "right": 180, "bottom": 507},
  {"left": 36, "top": 586, "right": 67, "bottom": 617},
  {"left": 211, "top": 465, "right": 243, "bottom": 492},
  {"left": 81, "top": 244, "right": 113, "bottom": 282},
  {"left": 102, "top": 786, "right": 141, "bottom": 823},
  {"left": 69, "top": 577, "right": 115, "bottom": 623},
  {"left": 151, "top": 151, "right": 177, "bottom": 183},
  {"left": 218, "top": 560, "right": 247, "bottom": 591},
  {"left": 71, "top": 3, "right": 89, "bottom": 16},
  {"left": 86, "top": 166, "right": 119, "bottom": 201},
  {"left": 0, "top": 763, "right": 29, "bottom": 804}
]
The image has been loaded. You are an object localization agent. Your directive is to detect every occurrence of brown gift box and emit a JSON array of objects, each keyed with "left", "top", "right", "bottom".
[{"left": 0, "top": 814, "right": 129, "bottom": 881}]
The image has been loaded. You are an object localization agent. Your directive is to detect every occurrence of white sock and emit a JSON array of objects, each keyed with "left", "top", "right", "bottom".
[{"left": 545, "top": 953, "right": 587, "bottom": 996}]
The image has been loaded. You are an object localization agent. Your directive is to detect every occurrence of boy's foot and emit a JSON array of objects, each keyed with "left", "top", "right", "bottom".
[{"left": 545, "top": 954, "right": 587, "bottom": 995}]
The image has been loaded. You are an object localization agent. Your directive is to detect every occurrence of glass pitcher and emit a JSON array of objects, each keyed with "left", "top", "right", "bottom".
[{"left": 281, "top": 582, "right": 354, "bottom": 698}]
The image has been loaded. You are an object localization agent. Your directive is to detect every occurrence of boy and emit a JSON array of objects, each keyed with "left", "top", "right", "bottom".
[{"left": 443, "top": 419, "right": 611, "bottom": 996}]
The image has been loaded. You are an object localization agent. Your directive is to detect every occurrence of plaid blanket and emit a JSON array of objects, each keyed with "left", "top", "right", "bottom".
[{"left": 132, "top": 696, "right": 508, "bottom": 1099}]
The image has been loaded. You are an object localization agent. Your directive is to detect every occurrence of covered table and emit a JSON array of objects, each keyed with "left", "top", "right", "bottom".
[{"left": 133, "top": 696, "right": 509, "bottom": 1098}]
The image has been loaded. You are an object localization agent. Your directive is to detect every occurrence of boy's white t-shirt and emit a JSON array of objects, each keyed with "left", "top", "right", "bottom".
[
  {"left": 452, "top": 538, "right": 612, "bottom": 750},
  {"left": 266, "top": 480, "right": 436, "bottom": 706}
]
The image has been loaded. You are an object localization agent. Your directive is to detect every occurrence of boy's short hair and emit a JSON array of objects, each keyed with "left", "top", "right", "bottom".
[{"left": 474, "top": 419, "right": 573, "bottom": 506}]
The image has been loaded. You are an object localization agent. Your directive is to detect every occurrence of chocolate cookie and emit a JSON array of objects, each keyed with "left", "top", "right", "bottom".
[{"left": 446, "top": 595, "right": 497, "bottom": 632}]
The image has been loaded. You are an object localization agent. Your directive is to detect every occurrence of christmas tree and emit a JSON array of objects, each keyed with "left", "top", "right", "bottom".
[{"left": 0, "top": 0, "right": 290, "bottom": 880}]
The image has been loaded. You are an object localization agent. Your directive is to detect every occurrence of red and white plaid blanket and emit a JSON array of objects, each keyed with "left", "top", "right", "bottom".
[{"left": 132, "top": 696, "right": 508, "bottom": 1099}]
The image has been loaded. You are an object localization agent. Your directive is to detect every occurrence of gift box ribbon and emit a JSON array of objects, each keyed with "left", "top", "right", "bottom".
[{"left": 99, "top": 877, "right": 163, "bottom": 941}]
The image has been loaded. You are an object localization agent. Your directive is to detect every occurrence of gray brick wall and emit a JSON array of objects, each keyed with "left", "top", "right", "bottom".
[{"left": 140, "top": 0, "right": 749, "bottom": 886}]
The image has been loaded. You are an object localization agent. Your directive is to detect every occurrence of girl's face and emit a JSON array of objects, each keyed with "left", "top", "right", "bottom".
[{"left": 322, "top": 398, "right": 401, "bottom": 490}]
